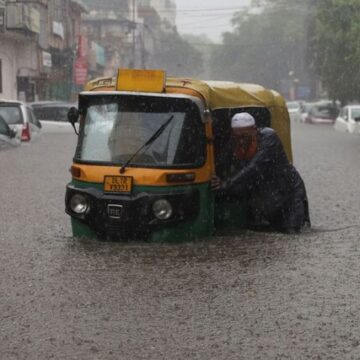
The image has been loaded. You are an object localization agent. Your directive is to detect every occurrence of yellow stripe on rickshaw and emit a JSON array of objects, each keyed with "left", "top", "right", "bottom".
[{"left": 71, "top": 164, "right": 211, "bottom": 186}]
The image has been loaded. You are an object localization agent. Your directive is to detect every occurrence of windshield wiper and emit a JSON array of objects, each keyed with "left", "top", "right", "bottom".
[{"left": 119, "top": 115, "right": 174, "bottom": 174}]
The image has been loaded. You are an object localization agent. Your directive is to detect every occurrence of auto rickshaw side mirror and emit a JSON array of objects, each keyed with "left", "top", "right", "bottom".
[
  {"left": 68, "top": 107, "right": 79, "bottom": 125},
  {"left": 68, "top": 107, "right": 79, "bottom": 135}
]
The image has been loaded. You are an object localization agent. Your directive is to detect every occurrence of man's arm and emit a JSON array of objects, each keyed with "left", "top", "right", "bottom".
[{"left": 214, "top": 130, "right": 282, "bottom": 196}]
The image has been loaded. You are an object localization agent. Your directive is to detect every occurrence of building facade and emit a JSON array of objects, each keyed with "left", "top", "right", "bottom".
[
  {"left": 0, "top": 0, "right": 86, "bottom": 101},
  {"left": 80, "top": 0, "right": 177, "bottom": 78},
  {"left": 81, "top": 0, "right": 145, "bottom": 76},
  {"left": 150, "top": 0, "right": 176, "bottom": 31}
]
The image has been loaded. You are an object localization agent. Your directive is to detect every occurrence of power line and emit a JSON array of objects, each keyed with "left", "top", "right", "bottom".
[
  {"left": 152, "top": 6, "right": 251, "bottom": 13},
  {"left": 179, "top": 21, "right": 233, "bottom": 30},
  {"left": 179, "top": 24, "right": 232, "bottom": 31},
  {"left": 179, "top": 15, "right": 234, "bottom": 27},
  {"left": 187, "top": 42, "right": 221, "bottom": 47},
  {"left": 169, "top": 12, "right": 238, "bottom": 19}
]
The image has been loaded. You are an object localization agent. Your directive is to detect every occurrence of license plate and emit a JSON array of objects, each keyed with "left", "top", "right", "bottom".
[{"left": 104, "top": 176, "right": 133, "bottom": 193}]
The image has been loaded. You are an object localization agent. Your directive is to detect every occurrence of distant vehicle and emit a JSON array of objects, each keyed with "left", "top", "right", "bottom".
[
  {"left": 30, "top": 101, "right": 76, "bottom": 132},
  {"left": 303, "top": 102, "right": 340, "bottom": 125},
  {"left": 0, "top": 115, "right": 20, "bottom": 150},
  {"left": 286, "top": 101, "right": 302, "bottom": 122},
  {"left": 0, "top": 100, "right": 42, "bottom": 141},
  {"left": 334, "top": 105, "right": 360, "bottom": 134},
  {"left": 300, "top": 102, "right": 315, "bottom": 123}
]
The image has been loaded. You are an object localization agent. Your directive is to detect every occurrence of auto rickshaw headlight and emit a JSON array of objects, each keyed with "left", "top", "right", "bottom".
[
  {"left": 70, "top": 194, "right": 89, "bottom": 214},
  {"left": 152, "top": 199, "right": 173, "bottom": 220}
]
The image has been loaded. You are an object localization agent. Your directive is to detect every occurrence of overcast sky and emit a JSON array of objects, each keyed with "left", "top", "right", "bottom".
[{"left": 173, "top": 0, "right": 251, "bottom": 43}]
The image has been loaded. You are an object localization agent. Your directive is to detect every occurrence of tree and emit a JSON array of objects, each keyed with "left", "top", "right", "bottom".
[
  {"left": 149, "top": 31, "right": 204, "bottom": 77},
  {"left": 181, "top": 34, "right": 214, "bottom": 79},
  {"left": 313, "top": 0, "right": 360, "bottom": 104},
  {"left": 209, "top": 1, "right": 312, "bottom": 97}
]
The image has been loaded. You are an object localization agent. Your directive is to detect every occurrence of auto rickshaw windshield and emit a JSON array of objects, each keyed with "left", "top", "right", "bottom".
[{"left": 74, "top": 95, "right": 206, "bottom": 168}]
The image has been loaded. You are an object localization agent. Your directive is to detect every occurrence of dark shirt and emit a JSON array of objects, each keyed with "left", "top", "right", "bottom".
[{"left": 217, "top": 127, "right": 310, "bottom": 230}]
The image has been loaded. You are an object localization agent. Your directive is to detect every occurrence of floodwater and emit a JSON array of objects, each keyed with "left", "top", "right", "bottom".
[{"left": 1, "top": 122, "right": 360, "bottom": 359}]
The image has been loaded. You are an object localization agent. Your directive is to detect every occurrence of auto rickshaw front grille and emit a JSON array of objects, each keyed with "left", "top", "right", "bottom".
[{"left": 107, "top": 204, "right": 124, "bottom": 219}]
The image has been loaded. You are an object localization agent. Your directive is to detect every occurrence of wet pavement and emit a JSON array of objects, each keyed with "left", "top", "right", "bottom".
[{"left": 1, "top": 122, "right": 360, "bottom": 359}]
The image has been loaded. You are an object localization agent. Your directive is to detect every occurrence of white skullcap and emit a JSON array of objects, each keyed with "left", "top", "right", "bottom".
[{"left": 231, "top": 112, "right": 256, "bottom": 128}]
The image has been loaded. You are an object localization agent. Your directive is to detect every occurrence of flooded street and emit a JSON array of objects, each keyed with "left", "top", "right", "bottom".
[{"left": 1, "top": 122, "right": 360, "bottom": 359}]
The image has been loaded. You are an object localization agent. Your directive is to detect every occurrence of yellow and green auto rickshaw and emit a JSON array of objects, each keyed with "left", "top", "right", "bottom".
[{"left": 65, "top": 69, "right": 292, "bottom": 241}]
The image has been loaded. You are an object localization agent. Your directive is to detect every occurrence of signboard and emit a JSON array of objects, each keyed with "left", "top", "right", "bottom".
[
  {"left": 297, "top": 86, "right": 311, "bottom": 100},
  {"left": 5, "top": 3, "right": 22, "bottom": 30},
  {"left": 28, "top": 8, "right": 40, "bottom": 33},
  {"left": 74, "top": 57, "right": 88, "bottom": 85},
  {"left": 91, "top": 42, "right": 105, "bottom": 66},
  {"left": 78, "top": 35, "right": 88, "bottom": 58},
  {"left": 6, "top": 4, "right": 40, "bottom": 33},
  {"left": 52, "top": 21, "right": 64, "bottom": 38},
  {"left": 116, "top": 69, "right": 166, "bottom": 93},
  {"left": 42, "top": 51, "right": 52, "bottom": 67},
  {"left": 96, "top": 45, "right": 105, "bottom": 66}
]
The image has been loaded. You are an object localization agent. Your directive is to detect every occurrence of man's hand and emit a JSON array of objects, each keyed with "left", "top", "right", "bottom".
[{"left": 211, "top": 175, "right": 222, "bottom": 191}]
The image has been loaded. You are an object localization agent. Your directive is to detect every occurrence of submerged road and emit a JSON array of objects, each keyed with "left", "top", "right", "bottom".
[{"left": 1, "top": 122, "right": 360, "bottom": 359}]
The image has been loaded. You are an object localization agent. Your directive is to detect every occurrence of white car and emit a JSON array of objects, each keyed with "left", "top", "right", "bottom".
[
  {"left": 0, "top": 115, "right": 20, "bottom": 150},
  {"left": 334, "top": 105, "right": 360, "bottom": 134},
  {"left": 286, "top": 101, "right": 302, "bottom": 122},
  {"left": 30, "top": 102, "right": 76, "bottom": 133},
  {"left": 301, "top": 101, "right": 340, "bottom": 125},
  {"left": 0, "top": 100, "right": 42, "bottom": 142}
]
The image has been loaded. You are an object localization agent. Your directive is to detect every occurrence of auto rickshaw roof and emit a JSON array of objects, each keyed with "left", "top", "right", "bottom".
[
  {"left": 166, "top": 78, "right": 280, "bottom": 109},
  {"left": 84, "top": 76, "right": 283, "bottom": 110}
]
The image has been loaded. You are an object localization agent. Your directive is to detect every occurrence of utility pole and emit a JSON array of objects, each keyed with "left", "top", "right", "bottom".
[
  {"left": 140, "top": 29, "right": 146, "bottom": 69},
  {"left": 132, "top": 0, "right": 136, "bottom": 68}
]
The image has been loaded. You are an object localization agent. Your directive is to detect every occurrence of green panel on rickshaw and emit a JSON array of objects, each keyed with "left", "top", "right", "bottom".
[
  {"left": 149, "top": 183, "right": 215, "bottom": 243},
  {"left": 214, "top": 198, "right": 248, "bottom": 233},
  {"left": 71, "top": 217, "right": 97, "bottom": 239},
  {"left": 69, "top": 180, "right": 216, "bottom": 242}
]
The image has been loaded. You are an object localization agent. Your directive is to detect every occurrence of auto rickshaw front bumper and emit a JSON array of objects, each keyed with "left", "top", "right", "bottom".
[{"left": 65, "top": 183, "right": 200, "bottom": 241}]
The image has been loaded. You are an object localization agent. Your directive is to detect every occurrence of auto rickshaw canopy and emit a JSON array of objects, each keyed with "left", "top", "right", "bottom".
[{"left": 84, "top": 70, "right": 292, "bottom": 161}]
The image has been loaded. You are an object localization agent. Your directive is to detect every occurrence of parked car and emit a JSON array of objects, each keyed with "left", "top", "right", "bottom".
[
  {"left": 334, "top": 105, "right": 360, "bottom": 134},
  {"left": 300, "top": 102, "right": 315, "bottom": 123},
  {"left": 30, "top": 101, "right": 75, "bottom": 132},
  {"left": 0, "top": 100, "right": 42, "bottom": 141},
  {"left": 286, "top": 101, "right": 302, "bottom": 122},
  {"left": 303, "top": 102, "right": 340, "bottom": 125},
  {"left": 0, "top": 115, "right": 20, "bottom": 150}
]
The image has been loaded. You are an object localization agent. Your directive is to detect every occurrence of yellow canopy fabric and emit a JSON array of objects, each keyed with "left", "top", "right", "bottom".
[
  {"left": 86, "top": 76, "right": 280, "bottom": 110},
  {"left": 166, "top": 77, "right": 292, "bottom": 162},
  {"left": 166, "top": 78, "right": 277, "bottom": 109}
]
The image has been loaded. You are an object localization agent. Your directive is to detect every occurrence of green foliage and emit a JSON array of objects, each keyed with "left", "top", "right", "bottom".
[
  {"left": 209, "top": 1, "right": 310, "bottom": 93},
  {"left": 209, "top": 0, "right": 360, "bottom": 102},
  {"left": 313, "top": 0, "right": 360, "bottom": 104},
  {"left": 181, "top": 34, "right": 214, "bottom": 79}
]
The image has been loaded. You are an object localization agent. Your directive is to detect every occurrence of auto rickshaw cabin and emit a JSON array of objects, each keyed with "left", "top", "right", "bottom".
[{"left": 66, "top": 69, "right": 292, "bottom": 241}]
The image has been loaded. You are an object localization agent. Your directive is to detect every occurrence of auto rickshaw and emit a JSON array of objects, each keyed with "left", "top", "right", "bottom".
[{"left": 65, "top": 69, "right": 292, "bottom": 241}]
